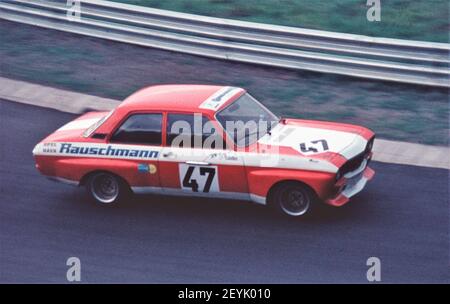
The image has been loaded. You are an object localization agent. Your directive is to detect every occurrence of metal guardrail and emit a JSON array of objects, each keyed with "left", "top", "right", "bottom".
[{"left": 1, "top": 0, "right": 449, "bottom": 87}]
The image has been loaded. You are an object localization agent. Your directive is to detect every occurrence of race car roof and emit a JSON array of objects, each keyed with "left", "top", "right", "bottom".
[{"left": 117, "top": 85, "right": 245, "bottom": 114}]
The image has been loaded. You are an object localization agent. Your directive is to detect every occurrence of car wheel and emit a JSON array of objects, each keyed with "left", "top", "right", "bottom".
[
  {"left": 87, "top": 172, "right": 128, "bottom": 205},
  {"left": 271, "top": 182, "right": 315, "bottom": 216}
]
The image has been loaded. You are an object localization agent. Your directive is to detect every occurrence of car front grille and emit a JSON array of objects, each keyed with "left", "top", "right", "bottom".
[
  {"left": 340, "top": 136, "right": 374, "bottom": 176},
  {"left": 340, "top": 152, "right": 366, "bottom": 176}
]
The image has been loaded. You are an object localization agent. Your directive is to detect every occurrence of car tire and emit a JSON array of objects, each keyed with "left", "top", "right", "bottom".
[
  {"left": 86, "top": 172, "right": 130, "bottom": 205},
  {"left": 270, "top": 182, "right": 315, "bottom": 217}
]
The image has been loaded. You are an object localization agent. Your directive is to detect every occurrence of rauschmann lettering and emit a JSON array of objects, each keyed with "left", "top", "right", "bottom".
[{"left": 59, "top": 143, "right": 159, "bottom": 158}]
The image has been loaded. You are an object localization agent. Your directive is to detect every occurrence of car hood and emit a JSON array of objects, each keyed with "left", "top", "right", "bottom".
[{"left": 257, "top": 118, "right": 373, "bottom": 161}]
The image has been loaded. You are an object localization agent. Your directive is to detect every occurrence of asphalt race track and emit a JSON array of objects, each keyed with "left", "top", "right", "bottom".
[{"left": 0, "top": 100, "right": 448, "bottom": 283}]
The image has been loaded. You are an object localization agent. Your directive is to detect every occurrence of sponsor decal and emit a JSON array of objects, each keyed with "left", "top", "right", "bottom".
[
  {"left": 207, "top": 152, "right": 239, "bottom": 162},
  {"left": 137, "top": 163, "right": 157, "bottom": 174},
  {"left": 199, "top": 87, "right": 242, "bottom": 110},
  {"left": 149, "top": 164, "right": 157, "bottom": 174},
  {"left": 43, "top": 142, "right": 57, "bottom": 153},
  {"left": 57, "top": 143, "right": 159, "bottom": 158},
  {"left": 137, "top": 163, "right": 150, "bottom": 173}
]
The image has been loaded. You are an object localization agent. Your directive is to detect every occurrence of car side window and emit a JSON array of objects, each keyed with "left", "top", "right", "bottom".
[
  {"left": 110, "top": 113, "right": 162, "bottom": 145},
  {"left": 166, "top": 114, "right": 224, "bottom": 149}
]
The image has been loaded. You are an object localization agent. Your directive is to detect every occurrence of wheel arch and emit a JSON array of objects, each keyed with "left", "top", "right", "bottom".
[
  {"left": 246, "top": 169, "right": 334, "bottom": 204},
  {"left": 80, "top": 169, "right": 130, "bottom": 188},
  {"left": 266, "top": 179, "right": 318, "bottom": 206}
]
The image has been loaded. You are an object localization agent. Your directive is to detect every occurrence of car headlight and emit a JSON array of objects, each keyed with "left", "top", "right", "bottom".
[
  {"left": 364, "top": 137, "right": 375, "bottom": 159},
  {"left": 366, "top": 137, "right": 374, "bottom": 152}
]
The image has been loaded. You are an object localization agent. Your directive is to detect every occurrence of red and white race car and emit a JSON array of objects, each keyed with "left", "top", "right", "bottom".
[{"left": 33, "top": 85, "right": 374, "bottom": 216}]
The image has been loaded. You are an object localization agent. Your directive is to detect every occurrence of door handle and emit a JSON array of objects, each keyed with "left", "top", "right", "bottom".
[
  {"left": 185, "top": 161, "right": 210, "bottom": 166},
  {"left": 162, "top": 151, "right": 175, "bottom": 158}
]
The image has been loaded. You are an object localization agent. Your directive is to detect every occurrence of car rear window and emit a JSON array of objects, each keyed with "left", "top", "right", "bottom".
[
  {"left": 82, "top": 110, "right": 114, "bottom": 138},
  {"left": 110, "top": 113, "right": 163, "bottom": 145}
]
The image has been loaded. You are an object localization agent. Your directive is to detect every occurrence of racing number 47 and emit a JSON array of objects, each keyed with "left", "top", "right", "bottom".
[{"left": 182, "top": 166, "right": 216, "bottom": 193}]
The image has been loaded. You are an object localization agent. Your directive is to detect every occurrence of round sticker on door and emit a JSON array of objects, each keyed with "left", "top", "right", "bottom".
[{"left": 149, "top": 164, "right": 157, "bottom": 174}]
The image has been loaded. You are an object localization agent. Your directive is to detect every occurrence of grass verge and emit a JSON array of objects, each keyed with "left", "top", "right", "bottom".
[
  {"left": 112, "top": 0, "right": 449, "bottom": 43},
  {"left": 0, "top": 20, "right": 448, "bottom": 145}
]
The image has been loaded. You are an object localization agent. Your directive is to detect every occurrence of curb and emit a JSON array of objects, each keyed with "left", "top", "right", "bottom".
[{"left": 1, "top": 77, "right": 448, "bottom": 170}]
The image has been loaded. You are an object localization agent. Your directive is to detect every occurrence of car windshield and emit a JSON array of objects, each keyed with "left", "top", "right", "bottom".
[{"left": 216, "top": 93, "right": 279, "bottom": 147}]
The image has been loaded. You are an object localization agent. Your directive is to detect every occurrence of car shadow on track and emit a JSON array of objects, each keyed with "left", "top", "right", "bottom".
[{"left": 62, "top": 186, "right": 377, "bottom": 227}]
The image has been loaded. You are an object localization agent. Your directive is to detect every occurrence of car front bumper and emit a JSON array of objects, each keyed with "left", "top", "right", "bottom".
[{"left": 326, "top": 165, "right": 375, "bottom": 207}]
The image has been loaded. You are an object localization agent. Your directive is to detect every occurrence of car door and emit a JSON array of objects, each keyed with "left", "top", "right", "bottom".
[
  {"left": 159, "top": 113, "right": 249, "bottom": 200},
  {"left": 109, "top": 112, "right": 163, "bottom": 192}
]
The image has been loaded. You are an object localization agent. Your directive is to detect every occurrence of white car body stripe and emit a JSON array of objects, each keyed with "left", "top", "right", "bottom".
[
  {"left": 131, "top": 186, "right": 253, "bottom": 202},
  {"left": 41, "top": 178, "right": 264, "bottom": 204},
  {"left": 33, "top": 141, "right": 339, "bottom": 172},
  {"left": 242, "top": 152, "right": 338, "bottom": 172},
  {"left": 258, "top": 123, "right": 368, "bottom": 160},
  {"left": 33, "top": 142, "right": 162, "bottom": 160},
  {"left": 57, "top": 118, "right": 101, "bottom": 131}
]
